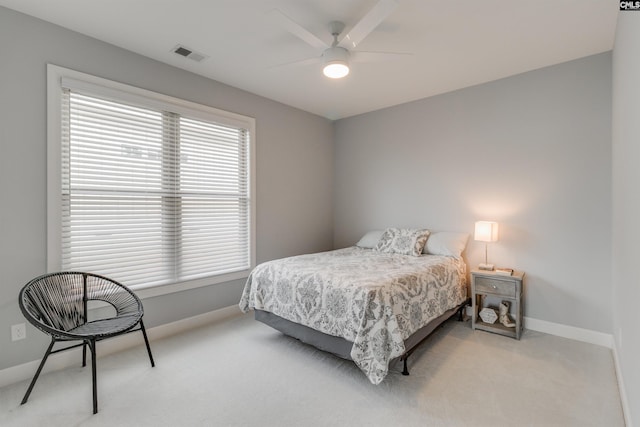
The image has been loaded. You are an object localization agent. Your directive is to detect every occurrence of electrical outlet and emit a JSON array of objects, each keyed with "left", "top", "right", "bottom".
[{"left": 11, "top": 323, "right": 26, "bottom": 341}]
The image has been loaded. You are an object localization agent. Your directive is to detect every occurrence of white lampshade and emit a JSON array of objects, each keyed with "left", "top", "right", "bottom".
[{"left": 474, "top": 221, "right": 499, "bottom": 243}]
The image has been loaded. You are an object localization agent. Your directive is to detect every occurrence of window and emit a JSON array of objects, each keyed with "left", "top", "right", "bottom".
[{"left": 48, "top": 65, "right": 255, "bottom": 296}]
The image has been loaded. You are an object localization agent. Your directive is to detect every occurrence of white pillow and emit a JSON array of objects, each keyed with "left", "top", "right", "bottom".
[
  {"left": 423, "top": 232, "right": 469, "bottom": 257},
  {"left": 356, "top": 230, "right": 384, "bottom": 248},
  {"left": 375, "top": 228, "right": 431, "bottom": 256}
]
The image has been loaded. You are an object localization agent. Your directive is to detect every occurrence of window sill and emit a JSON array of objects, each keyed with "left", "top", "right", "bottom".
[{"left": 131, "top": 269, "right": 250, "bottom": 300}]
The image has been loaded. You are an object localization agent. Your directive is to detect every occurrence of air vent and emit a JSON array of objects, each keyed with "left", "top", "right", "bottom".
[
  {"left": 172, "top": 44, "right": 208, "bottom": 63},
  {"left": 174, "top": 46, "right": 192, "bottom": 57}
]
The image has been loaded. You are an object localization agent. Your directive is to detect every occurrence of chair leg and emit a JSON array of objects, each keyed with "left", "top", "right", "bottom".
[
  {"left": 139, "top": 319, "right": 155, "bottom": 367},
  {"left": 82, "top": 342, "right": 87, "bottom": 367},
  {"left": 21, "top": 338, "right": 56, "bottom": 405},
  {"left": 88, "top": 339, "right": 98, "bottom": 414}
]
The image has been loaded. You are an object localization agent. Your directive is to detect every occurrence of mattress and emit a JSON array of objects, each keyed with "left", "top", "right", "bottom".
[{"left": 239, "top": 246, "right": 467, "bottom": 384}]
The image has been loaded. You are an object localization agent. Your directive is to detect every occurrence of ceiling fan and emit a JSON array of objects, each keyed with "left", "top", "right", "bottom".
[{"left": 269, "top": 0, "right": 409, "bottom": 79}]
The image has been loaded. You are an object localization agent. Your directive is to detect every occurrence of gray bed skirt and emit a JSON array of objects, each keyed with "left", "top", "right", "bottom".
[{"left": 254, "top": 304, "right": 462, "bottom": 363}]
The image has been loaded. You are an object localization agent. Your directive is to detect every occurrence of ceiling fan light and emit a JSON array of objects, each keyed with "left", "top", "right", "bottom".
[
  {"left": 323, "top": 62, "right": 350, "bottom": 78},
  {"left": 322, "top": 46, "right": 350, "bottom": 79}
]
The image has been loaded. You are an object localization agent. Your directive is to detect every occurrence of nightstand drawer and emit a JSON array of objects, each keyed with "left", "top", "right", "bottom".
[{"left": 474, "top": 277, "right": 515, "bottom": 297}]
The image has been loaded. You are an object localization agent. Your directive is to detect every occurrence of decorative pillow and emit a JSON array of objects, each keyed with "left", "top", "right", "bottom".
[
  {"left": 375, "top": 228, "right": 430, "bottom": 256},
  {"left": 355, "top": 230, "right": 385, "bottom": 249},
  {"left": 423, "top": 232, "right": 469, "bottom": 258}
]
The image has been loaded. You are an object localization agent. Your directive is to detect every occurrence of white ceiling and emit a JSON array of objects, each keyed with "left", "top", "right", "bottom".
[{"left": 0, "top": 0, "right": 618, "bottom": 120}]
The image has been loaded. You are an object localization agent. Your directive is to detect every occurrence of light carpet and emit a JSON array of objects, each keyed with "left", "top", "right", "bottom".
[{"left": 0, "top": 313, "right": 624, "bottom": 426}]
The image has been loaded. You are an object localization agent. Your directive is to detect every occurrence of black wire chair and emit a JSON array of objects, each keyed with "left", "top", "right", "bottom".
[{"left": 19, "top": 272, "right": 155, "bottom": 414}]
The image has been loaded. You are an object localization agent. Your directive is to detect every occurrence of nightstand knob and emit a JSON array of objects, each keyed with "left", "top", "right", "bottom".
[{"left": 492, "top": 285, "right": 497, "bottom": 289}]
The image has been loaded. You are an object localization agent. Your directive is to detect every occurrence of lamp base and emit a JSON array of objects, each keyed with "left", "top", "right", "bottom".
[{"left": 478, "top": 263, "right": 495, "bottom": 271}]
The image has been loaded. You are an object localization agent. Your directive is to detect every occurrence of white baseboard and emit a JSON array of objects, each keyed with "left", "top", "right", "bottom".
[
  {"left": 524, "top": 316, "right": 613, "bottom": 348},
  {"left": 611, "top": 342, "right": 633, "bottom": 427},
  {"left": 0, "top": 305, "right": 242, "bottom": 389}
]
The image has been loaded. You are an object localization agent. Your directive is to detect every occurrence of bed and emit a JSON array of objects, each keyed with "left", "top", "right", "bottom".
[{"left": 238, "top": 229, "right": 469, "bottom": 384}]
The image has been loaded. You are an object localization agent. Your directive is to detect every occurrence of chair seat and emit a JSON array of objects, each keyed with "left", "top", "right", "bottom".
[{"left": 68, "top": 314, "right": 142, "bottom": 338}]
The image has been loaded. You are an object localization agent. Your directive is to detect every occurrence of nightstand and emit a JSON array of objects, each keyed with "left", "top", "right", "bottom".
[{"left": 471, "top": 269, "right": 525, "bottom": 340}]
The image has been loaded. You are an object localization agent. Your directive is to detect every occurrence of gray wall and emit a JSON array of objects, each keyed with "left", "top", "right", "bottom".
[
  {"left": 612, "top": 13, "right": 640, "bottom": 426},
  {"left": 0, "top": 7, "right": 334, "bottom": 371},
  {"left": 334, "top": 53, "right": 612, "bottom": 333}
]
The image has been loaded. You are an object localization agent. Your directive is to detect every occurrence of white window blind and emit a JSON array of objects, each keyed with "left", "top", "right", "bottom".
[{"left": 57, "top": 79, "right": 252, "bottom": 289}]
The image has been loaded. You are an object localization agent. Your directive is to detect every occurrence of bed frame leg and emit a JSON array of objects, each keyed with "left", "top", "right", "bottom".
[
  {"left": 457, "top": 298, "right": 471, "bottom": 321},
  {"left": 399, "top": 300, "right": 471, "bottom": 377},
  {"left": 402, "top": 357, "right": 410, "bottom": 376}
]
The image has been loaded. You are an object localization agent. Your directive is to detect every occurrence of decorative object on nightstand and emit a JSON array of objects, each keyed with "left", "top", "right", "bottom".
[
  {"left": 474, "top": 221, "right": 499, "bottom": 271},
  {"left": 499, "top": 301, "right": 515, "bottom": 328},
  {"left": 479, "top": 307, "right": 498, "bottom": 324},
  {"left": 495, "top": 267, "right": 513, "bottom": 276},
  {"left": 471, "top": 269, "right": 525, "bottom": 340}
]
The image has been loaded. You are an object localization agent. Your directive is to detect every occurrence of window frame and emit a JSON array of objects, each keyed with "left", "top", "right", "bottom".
[{"left": 47, "top": 64, "right": 256, "bottom": 299}]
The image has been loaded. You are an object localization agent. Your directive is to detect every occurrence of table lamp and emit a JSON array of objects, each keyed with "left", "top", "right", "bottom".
[{"left": 474, "top": 221, "right": 499, "bottom": 271}]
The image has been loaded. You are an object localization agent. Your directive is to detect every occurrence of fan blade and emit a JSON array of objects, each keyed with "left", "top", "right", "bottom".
[
  {"left": 338, "top": 0, "right": 398, "bottom": 49},
  {"left": 351, "top": 51, "right": 412, "bottom": 63},
  {"left": 268, "top": 9, "right": 328, "bottom": 50},
  {"left": 267, "top": 56, "right": 321, "bottom": 70}
]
